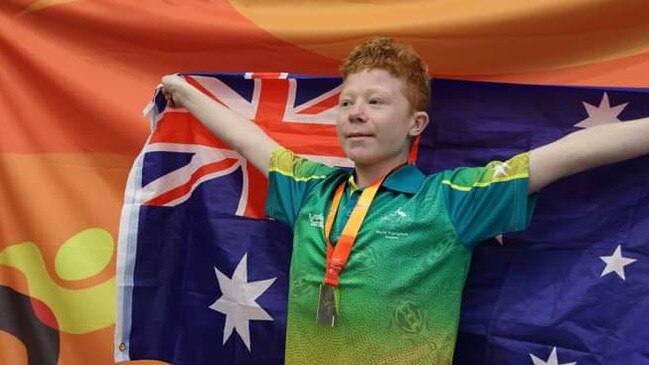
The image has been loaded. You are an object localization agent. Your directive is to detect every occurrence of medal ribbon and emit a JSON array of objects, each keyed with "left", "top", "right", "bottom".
[{"left": 323, "top": 175, "right": 386, "bottom": 287}]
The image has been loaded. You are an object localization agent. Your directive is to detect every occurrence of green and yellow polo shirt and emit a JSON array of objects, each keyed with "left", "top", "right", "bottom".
[{"left": 266, "top": 147, "right": 536, "bottom": 365}]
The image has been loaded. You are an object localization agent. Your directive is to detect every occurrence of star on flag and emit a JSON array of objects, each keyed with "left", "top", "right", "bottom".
[
  {"left": 209, "top": 254, "right": 277, "bottom": 351},
  {"left": 574, "top": 92, "right": 628, "bottom": 129},
  {"left": 600, "top": 244, "right": 637, "bottom": 281},
  {"left": 530, "top": 347, "right": 576, "bottom": 365}
]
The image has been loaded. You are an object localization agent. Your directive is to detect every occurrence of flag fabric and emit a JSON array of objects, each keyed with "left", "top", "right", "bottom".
[
  {"left": 115, "top": 73, "right": 649, "bottom": 365},
  {"left": 426, "top": 80, "right": 649, "bottom": 365}
]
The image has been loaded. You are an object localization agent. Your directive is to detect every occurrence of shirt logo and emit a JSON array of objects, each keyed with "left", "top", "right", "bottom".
[
  {"left": 309, "top": 213, "right": 324, "bottom": 228},
  {"left": 376, "top": 207, "right": 411, "bottom": 240}
]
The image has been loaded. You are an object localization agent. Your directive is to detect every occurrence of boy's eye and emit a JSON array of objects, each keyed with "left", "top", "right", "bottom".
[
  {"left": 340, "top": 100, "right": 351, "bottom": 107},
  {"left": 369, "top": 98, "right": 382, "bottom": 105}
]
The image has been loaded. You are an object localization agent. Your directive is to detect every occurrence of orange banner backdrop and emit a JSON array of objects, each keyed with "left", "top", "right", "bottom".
[{"left": 1, "top": 1, "right": 648, "bottom": 364}]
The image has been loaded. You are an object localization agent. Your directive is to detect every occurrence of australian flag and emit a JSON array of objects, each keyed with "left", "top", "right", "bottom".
[
  {"left": 115, "top": 72, "right": 349, "bottom": 365},
  {"left": 115, "top": 73, "right": 649, "bottom": 365}
]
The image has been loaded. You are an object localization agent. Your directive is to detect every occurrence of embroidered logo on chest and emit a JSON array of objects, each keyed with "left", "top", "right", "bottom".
[{"left": 375, "top": 207, "right": 412, "bottom": 240}]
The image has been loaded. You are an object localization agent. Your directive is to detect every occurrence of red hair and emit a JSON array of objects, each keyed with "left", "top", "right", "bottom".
[{"left": 340, "top": 37, "right": 430, "bottom": 112}]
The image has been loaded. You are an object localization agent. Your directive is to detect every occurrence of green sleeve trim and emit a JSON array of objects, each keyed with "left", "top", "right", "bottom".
[
  {"left": 441, "top": 173, "right": 527, "bottom": 191},
  {"left": 441, "top": 152, "right": 530, "bottom": 192},
  {"left": 268, "top": 146, "right": 332, "bottom": 181},
  {"left": 270, "top": 169, "right": 329, "bottom": 182}
]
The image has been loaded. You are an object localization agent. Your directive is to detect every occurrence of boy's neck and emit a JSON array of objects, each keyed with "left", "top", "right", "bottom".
[{"left": 354, "top": 157, "right": 408, "bottom": 188}]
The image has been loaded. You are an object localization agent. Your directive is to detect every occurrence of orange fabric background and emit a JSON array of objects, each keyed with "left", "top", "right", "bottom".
[{"left": 0, "top": 1, "right": 648, "bottom": 364}]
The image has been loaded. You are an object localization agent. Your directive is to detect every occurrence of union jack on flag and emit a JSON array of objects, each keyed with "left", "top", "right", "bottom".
[{"left": 140, "top": 72, "right": 352, "bottom": 217}]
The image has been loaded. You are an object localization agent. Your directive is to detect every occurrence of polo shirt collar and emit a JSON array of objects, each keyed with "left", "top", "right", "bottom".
[{"left": 348, "top": 164, "right": 425, "bottom": 194}]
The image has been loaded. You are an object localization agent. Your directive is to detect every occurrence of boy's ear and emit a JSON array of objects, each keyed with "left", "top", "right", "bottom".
[{"left": 409, "top": 111, "right": 429, "bottom": 137}]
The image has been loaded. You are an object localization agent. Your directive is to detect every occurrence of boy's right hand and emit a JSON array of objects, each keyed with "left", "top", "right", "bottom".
[{"left": 161, "top": 74, "right": 191, "bottom": 109}]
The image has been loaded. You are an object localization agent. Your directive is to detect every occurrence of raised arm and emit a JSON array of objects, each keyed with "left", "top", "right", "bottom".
[
  {"left": 528, "top": 117, "right": 649, "bottom": 194},
  {"left": 161, "top": 75, "right": 279, "bottom": 177}
]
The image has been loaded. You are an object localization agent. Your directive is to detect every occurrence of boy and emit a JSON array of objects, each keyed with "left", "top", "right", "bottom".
[{"left": 161, "top": 38, "right": 649, "bottom": 364}]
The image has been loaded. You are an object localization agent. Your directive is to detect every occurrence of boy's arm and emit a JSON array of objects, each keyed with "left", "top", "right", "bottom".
[
  {"left": 528, "top": 117, "right": 649, "bottom": 194},
  {"left": 161, "top": 75, "right": 279, "bottom": 177}
]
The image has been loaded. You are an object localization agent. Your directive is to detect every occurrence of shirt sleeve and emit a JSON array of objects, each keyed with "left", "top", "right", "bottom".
[
  {"left": 441, "top": 152, "right": 538, "bottom": 247},
  {"left": 265, "top": 147, "right": 336, "bottom": 227}
]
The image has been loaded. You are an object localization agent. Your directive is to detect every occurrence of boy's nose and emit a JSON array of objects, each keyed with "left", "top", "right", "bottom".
[{"left": 348, "top": 103, "right": 367, "bottom": 123}]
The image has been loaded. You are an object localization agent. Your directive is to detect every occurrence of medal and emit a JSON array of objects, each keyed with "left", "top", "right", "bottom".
[{"left": 316, "top": 284, "right": 339, "bottom": 326}]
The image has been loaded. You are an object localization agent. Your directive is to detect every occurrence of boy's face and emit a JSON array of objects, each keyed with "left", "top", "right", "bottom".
[{"left": 337, "top": 69, "right": 426, "bottom": 168}]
